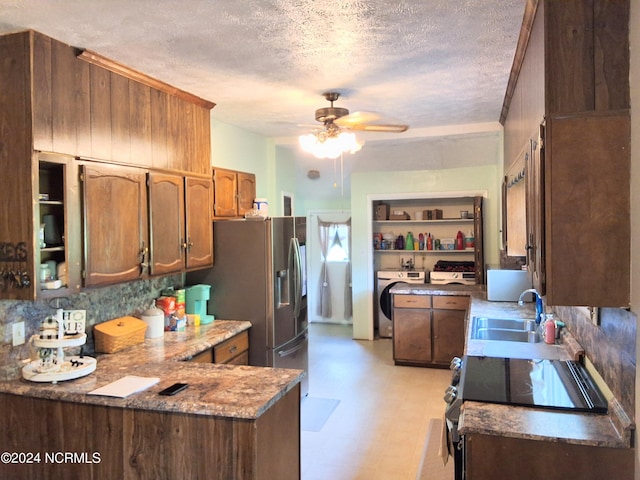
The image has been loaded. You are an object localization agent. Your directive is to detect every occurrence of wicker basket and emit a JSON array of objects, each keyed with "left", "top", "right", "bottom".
[{"left": 94, "top": 316, "right": 147, "bottom": 353}]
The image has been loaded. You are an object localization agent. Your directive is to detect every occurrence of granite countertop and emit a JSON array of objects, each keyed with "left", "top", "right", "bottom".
[
  {"left": 0, "top": 320, "right": 303, "bottom": 420},
  {"left": 459, "top": 297, "right": 633, "bottom": 449},
  {"left": 389, "top": 283, "right": 486, "bottom": 297}
]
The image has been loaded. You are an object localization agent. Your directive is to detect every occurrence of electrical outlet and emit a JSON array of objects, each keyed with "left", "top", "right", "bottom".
[{"left": 12, "top": 322, "right": 25, "bottom": 346}]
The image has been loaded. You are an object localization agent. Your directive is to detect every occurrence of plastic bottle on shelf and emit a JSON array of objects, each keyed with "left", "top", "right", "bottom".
[
  {"left": 405, "top": 232, "right": 414, "bottom": 250},
  {"left": 395, "top": 234, "right": 404, "bottom": 250},
  {"left": 418, "top": 233, "right": 424, "bottom": 250},
  {"left": 427, "top": 233, "right": 433, "bottom": 250},
  {"left": 456, "top": 231, "right": 464, "bottom": 250},
  {"left": 544, "top": 314, "right": 556, "bottom": 344},
  {"left": 465, "top": 230, "right": 475, "bottom": 249}
]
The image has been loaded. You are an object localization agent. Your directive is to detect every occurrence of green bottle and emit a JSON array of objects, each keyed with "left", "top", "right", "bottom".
[{"left": 405, "top": 231, "right": 414, "bottom": 250}]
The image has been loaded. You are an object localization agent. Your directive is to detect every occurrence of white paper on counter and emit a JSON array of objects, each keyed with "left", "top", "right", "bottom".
[{"left": 87, "top": 375, "right": 160, "bottom": 398}]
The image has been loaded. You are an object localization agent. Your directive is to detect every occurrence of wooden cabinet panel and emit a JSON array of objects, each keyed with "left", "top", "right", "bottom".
[
  {"left": 184, "top": 176, "right": 213, "bottom": 269},
  {"left": 148, "top": 172, "right": 184, "bottom": 276},
  {"left": 432, "top": 309, "right": 465, "bottom": 364},
  {"left": 212, "top": 167, "right": 239, "bottom": 217},
  {"left": 89, "top": 64, "right": 112, "bottom": 160},
  {"left": 0, "top": 386, "right": 300, "bottom": 480},
  {"left": 82, "top": 164, "right": 148, "bottom": 286},
  {"left": 150, "top": 89, "right": 169, "bottom": 169},
  {"left": 544, "top": 112, "right": 630, "bottom": 306},
  {"left": 51, "top": 35, "right": 90, "bottom": 157},
  {"left": 167, "top": 94, "right": 186, "bottom": 171},
  {"left": 129, "top": 81, "right": 152, "bottom": 166},
  {"left": 110, "top": 72, "right": 131, "bottom": 163},
  {"left": 395, "top": 294, "right": 431, "bottom": 309},
  {"left": 32, "top": 31, "right": 53, "bottom": 152},
  {"left": 188, "top": 348, "right": 213, "bottom": 363},
  {"left": 465, "top": 433, "right": 633, "bottom": 480},
  {"left": 214, "top": 331, "right": 249, "bottom": 364},
  {"left": 237, "top": 172, "right": 257, "bottom": 216},
  {"left": 393, "top": 308, "right": 432, "bottom": 364},
  {"left": 193, "top": 105, "right": 211, "bottom": 174},
  {"left": 432, "top": 295, "right": 468, "bottom": 311}
]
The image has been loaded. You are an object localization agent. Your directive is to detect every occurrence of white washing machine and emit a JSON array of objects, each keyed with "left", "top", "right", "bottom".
[{"left": 375, "top": 270, "right": 426, "bottom": 338}]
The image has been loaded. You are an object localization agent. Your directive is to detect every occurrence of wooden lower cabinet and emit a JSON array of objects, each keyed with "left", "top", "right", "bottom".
[
  {"left": 0, "top": 385, "right": 300, "bottom": 480},
  {"left": 465, "top": 433, "right": 633, "bottom": 480},
  {"left": 186, "top": 331, "right": 250, "bottom": 365},
  {"left": 393, "top": 294, "right": 468, "bottom": 367}
]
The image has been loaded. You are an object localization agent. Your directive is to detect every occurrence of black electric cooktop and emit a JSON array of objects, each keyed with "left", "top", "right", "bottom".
[{"left": 460, "top": 356, "right": 608, "bottom": 414}]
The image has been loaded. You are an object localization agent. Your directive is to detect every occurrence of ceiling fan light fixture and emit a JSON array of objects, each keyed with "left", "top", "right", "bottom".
[{"left": 299, "top": 130, "right": 363, "bottom": 159}]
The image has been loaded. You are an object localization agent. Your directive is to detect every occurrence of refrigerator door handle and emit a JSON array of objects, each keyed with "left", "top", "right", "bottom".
[
  {"left": 290, "top": 237, "right": 303, "bottom": 318},
  {"left": 277, "top": 332, "right": 308, "bottom": 357},
  {"left": 276, "top": 269, "right": 289, "bottom": 308}
]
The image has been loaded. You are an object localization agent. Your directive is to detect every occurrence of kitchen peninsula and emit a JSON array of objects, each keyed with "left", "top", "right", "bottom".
[{"left": 0, "top": 321, "right": 303, "bottom": 480}]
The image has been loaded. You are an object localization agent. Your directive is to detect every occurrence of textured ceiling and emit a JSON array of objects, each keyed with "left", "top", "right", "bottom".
[{"left": 0, "top": 0, "right": 524, "bottom": 141}]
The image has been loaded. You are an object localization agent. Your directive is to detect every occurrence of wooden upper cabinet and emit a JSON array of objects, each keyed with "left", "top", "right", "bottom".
[
  {"left": 502, "top": 0, "right": 631, "bottom": 307},
  {"left": 148, "top": 172, "right": 185, "bottom": 276},
  {"left": 213, "top": 168, "right": 256, "bottom": 218},
  {"left": 544, "top": 112, "right": 630, "bottom": 307},
  {"left": 237, "top": 172, "right": 256, "bottom": 217},
  {"left": 148, "top": 173, "right": 213, "bottom": 275},
  {"left": 81, "top": 164, "right": 148, "bottom": 286},
  {"left": 213, "top": 168, "right": 239, "bottom": 217},
  {"left": 184, "top": 177, "right": 213, "bottom": 269}
]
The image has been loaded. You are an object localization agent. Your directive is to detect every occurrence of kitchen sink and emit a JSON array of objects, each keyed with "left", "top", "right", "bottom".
[
  {"left": 472, "top": 327, "right": 539, "bottom": 343},
  {"left": 470, "top": 316, "right": 540, "bottom": 343},
  {"left": 472, "top": 317, "right": 534, "bottom": 331}
]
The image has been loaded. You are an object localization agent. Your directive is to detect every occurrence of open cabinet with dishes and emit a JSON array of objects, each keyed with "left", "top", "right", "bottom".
[{"left": 372, "top": 196, "right": 484, "bottom": 284}]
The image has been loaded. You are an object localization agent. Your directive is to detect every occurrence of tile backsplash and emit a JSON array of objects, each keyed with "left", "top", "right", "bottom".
[{"left": 0, "top": 274, "right": 182, "bottom": 380}]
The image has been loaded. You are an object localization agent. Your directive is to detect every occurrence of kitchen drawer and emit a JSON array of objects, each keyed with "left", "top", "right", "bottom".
[
  {"left": 393, "top": 294, "right": 431, "bottom": 309},
  {"left": 214, "top": 331, "right": 249, "bottom": 364},
  {"left": 432, "top": 295, "right": 469, "bottom": 311},
  {"left": 187, "top": 348, "right": 214, "bottom": 363}
]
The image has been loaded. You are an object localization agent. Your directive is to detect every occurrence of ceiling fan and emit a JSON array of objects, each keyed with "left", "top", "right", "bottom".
[
  {"left": 312, "top": 91, "right": 409, "bottom": 133},
  {"left": 299, "top": 92, "right": 409, "bottom": 159}
]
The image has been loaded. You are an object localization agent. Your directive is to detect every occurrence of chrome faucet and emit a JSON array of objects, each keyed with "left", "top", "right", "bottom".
[{"left": 518, "top": 288, "right": 545, "bottom": 325}]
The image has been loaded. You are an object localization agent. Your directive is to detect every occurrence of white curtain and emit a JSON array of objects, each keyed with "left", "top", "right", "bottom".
[{"left": 317, "top": 217, "right": 352, "bottom": 318}]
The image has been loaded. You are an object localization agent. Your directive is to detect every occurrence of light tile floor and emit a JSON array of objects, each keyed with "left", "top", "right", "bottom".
[{"left": 302, "top": 323, "right": 451, "bottom": 480}]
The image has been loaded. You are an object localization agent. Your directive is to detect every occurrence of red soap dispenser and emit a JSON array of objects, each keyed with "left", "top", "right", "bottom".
[{"left": 456, "top": 231, "right": 464, "bottom": 250}]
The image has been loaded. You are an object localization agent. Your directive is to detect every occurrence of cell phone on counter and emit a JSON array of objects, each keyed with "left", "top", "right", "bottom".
[{"left": 158, "top": 382, "right": 188, "bottom": 396}]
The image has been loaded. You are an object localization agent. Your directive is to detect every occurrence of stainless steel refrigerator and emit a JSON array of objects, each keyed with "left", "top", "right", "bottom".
[{"left": 186, "top": 217, "right": 308, "bottom": 396}]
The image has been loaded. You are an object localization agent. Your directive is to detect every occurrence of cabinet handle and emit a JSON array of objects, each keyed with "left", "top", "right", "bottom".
[
  {"left": 228, "top": 345, "right": 238, "bottom": 354},
  {"left": 139, "top": 242, "right": 149, "bottom": 275}
]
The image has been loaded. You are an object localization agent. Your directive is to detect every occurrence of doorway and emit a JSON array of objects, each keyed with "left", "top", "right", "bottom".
[{"left": 307, "top": 211, "right": 352, "bottom": 325}]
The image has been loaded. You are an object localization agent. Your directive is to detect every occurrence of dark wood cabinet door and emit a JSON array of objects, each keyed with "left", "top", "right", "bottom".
[
  {"left": 432, "top": 309, "right": 465, "bottom": 364},
  {"left": 237, "top": 172, "right": 256, "bottom": 217},
  {"left": 185, "top": 176, "right": 213, "bottom": 269},
  {"left": 148, "top": 172, "right": 184, "bottom": 275},
  {"left": 212, "top": 168, "right": 238, "bottom": 217},
  {"left": 393, "top": 309, "right": 432, "bottom": 364},
  {"left": 82, "top": 164, "right": 147, "bottom": 286}
]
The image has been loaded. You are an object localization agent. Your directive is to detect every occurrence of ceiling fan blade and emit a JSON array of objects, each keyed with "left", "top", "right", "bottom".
[{"left": 335, "top": 111, "right": 409, "bottom": 132}]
